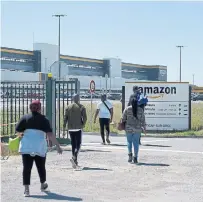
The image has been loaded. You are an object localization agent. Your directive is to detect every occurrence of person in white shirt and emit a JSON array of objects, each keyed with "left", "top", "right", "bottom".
[{"left": 94, "top": 94, "right": 113, "bottom": 144}]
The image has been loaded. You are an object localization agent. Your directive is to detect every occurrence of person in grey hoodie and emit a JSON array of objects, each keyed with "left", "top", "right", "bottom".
[{"left": 122, "top": 98, "right": 146, "bottom": 164}]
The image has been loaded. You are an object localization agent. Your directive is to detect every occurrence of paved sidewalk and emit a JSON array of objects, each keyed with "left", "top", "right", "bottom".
[{"left": 1, "top": 136, "right": 203, "bottom": 202}]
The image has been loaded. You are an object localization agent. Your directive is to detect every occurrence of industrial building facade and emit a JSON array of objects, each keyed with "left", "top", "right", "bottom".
[{"left": 0, "top": 43, "right": 167, "bottom": 90}]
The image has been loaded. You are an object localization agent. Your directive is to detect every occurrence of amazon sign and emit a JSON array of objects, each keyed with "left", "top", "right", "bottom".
[
  {"left": 139, "top": 86, "right": 176, "bottom": 95},
  {"left": 125, "top": 82, "right": 191, "bottom": 131}
]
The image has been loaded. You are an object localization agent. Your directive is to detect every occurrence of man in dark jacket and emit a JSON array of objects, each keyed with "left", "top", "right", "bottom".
[
  {"left": 63, "top": 94, "right": 87, "bottom": 169},
  {"left": 128, "top": 85, "right": 141, "bottom": 106}
]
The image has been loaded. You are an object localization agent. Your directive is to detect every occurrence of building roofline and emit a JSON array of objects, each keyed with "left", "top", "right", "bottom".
[
  {"left": 60, "top": 54, "right": 103, "bottom": 64},
  {"left": 122, "top": 62, "right": 167, "bottom": 69},
  {"left": 1, "top": 46, "right": 167, "bottom": 69},
  {"left": 0, "top": 47, "right": 33, "bottom": 55}
]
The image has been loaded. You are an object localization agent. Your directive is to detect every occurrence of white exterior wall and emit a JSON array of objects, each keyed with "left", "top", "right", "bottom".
[
  {"left": 1, "top": 69, "right": 40, "bottom": 81},
  {"left": 65, "top": 75, "right": 136, "bottom": 91},
  {"left": 33, "top": 43, "right": 58, "bottom": 73},
  {"left": 1, "top": 70, "right": 141, "bottom": 91},
  {"left": 107, "top": 58, "right": 122, "bottom": 78}
]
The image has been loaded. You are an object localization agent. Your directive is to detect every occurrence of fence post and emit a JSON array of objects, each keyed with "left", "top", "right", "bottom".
[
  {"left": 46, "top": 73, "right": 53, "bottom": 128},
  {"left": 51, "top": 79, "right": 56, "bottom": 134},
  {"left": 76, "top": 79, "right": 80, "bottom": 94},
  {"left": 188, "top": 86, "right": 192, "bottom": 130},
  {"left": 122, "top": 86, "right": 125, "bottom": 113}
]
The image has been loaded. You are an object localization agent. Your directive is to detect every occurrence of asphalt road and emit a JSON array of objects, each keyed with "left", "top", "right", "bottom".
[{"left": 1, "top": 135, "right": 203, "bottom": 202}]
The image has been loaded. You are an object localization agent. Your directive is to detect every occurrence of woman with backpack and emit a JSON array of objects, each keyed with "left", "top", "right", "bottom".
[{"left": 121, "top": 98, "right": 146, "bottom": 164}]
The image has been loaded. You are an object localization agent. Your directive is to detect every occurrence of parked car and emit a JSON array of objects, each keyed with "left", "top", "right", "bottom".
[
  {"left": 108, "top": 93, "right": 122, "bottom": 100},
  {"left": 193, "top": 94, "right": 203, "bottom": 101},
  {"left": 27, "top": 93, "right": 45, "bottom": 99},
  {"left": 92, "top": 93, "right": 100, "bottom": 99},
  {"left": 80, "top": 92, "right": 89, "bottom": 99}
]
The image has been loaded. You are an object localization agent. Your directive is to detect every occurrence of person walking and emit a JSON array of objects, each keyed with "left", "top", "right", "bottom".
[
  {"left": 94, "top": 94, "right": 113, "bottom": 145},
  {"left": 128, "top": 85, "right": 148, "bottom": 145},
  {"left": 121, "top": 98, "right": 146, "bottom": 164},
  {"left": 138, "top": 95, "right": 148, "bottom": 145},
  {"left": 16, "top": 100, "right": 62, "bottom": 197},
  {"left": 63, "top": 94, "right": 87, "bottom": 169},
  {"left": 128, "top": 85, "right": 141, "bottom": 106}
]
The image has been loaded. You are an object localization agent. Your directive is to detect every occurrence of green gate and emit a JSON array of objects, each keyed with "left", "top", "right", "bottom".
[
  {"left": 1, "top": 78, "right": 80, "bottom": 144},
  {"left": 46, "top": 78, "right": 80, "bottom": 144}
]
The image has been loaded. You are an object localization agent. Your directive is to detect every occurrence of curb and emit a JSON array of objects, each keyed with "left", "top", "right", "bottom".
[{"left": 83, "top": 132, "right": 203, "bottom": 139}]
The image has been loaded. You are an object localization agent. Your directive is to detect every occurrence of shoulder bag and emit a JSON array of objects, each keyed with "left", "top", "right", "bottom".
[{"left": 102, "top": 101, "right": 111, "bottom": 114}]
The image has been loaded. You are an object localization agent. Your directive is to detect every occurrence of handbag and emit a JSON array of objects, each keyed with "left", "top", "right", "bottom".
[
  {"left": 8, "top": 136, "right": 20, "bottom": 152},
  {"left": 117, "top": 119, "right": 125, "bottom": 131}
]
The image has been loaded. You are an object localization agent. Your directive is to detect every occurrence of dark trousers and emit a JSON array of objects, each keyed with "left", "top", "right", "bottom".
[
  {"left": 22, "top": 154, "right": 46, "bottom": 185},
  {"left": 69, "top": 130, "right": 82, "bottom": 160},
  {"left": 99, "top": 118, "right": 110, "bottom": 143}
]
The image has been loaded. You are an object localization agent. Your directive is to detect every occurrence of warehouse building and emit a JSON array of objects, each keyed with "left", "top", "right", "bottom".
[{"left": 0, "top": 43, "right": 167, "bottom": 91}]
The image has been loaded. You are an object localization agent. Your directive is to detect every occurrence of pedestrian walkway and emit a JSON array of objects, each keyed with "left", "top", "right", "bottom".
[{"left": 1, "top": 136, "right": 203, "bottom": 202}]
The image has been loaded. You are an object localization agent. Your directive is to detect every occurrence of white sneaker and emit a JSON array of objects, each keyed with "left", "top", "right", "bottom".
[{"left": 24, "top": 186, "right": 30, "bottom": 197}]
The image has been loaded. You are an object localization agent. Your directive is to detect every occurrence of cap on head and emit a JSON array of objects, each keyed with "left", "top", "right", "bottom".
[{"left": 30, "top": 100, "right": 41, "bottom": 112}]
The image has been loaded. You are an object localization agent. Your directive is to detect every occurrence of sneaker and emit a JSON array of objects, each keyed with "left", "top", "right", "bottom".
[
  {"left": 41, "top": 182, "right": 48, "bottom": 191},
  {"left": 70, "top": 158, "right": 77, "bottom": 169},
  {"left": 128, "top": 153, "right": 133, "bottom": 163},
  {"left": 106, "top": 136, "right": 111, "bottom": 144},
  {"left": 74, "top": 158, "right": 78, "bottom": 166},
  {"left": 101, "top": 142, "right": 106, "bottom": 145},
  {"left": 24, "top": 186, "right": 30, "bottom": 197},
  {"left": 133, "top": 157, "right": 138, "bottom": 164}
]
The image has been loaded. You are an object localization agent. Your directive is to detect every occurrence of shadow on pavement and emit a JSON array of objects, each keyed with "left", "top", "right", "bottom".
[
  {"left": 137, "top": 162, "right": 170, "bottom": 167},
  {"left": 109, "top": 144, "right": 127, "bottom": 147},
  {"left": 143, "top": 144, "right": 171, "bottom": 148},
  {"left": 31, "top": 192, "right": 82, "bottom": 201},
  {"left": 62, "top": 148, "right": 111, "bottom": 153},
  {"left": 82, "top": 167, "right": 112, "bottom": 171}
]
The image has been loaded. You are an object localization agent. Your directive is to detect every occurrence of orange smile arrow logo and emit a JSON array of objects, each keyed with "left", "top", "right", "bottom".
[{"left": 148, "top": 94, "right": 164, "bottom": 99}]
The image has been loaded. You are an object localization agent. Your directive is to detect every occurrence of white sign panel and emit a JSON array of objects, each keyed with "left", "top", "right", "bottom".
[
  {"left": 125, "top": 82, "right": 190, "bottom": 131},
  {"left": 146, "top": 118, "right": 189, "bottom": 131}
]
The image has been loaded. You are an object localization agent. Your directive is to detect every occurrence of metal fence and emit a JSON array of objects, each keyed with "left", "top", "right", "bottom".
[
  {"left": 54, "top": 80, "right": 79, "bottom": 138},
  {"left": 1, "top": 81, "right": 46, "bottom": 136},
  {"left": 1, "top": 79, "right": 79, "bottom": 142}
]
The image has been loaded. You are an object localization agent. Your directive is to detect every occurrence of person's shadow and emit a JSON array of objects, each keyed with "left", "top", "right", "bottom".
[
  {"left": 31, "top": 192, "right": 82, "bottom": 201},
  {"left": 137, "top": 162, "right": 170, "bottom": 167},
  {"left": 82, "top": 167, "right": 112, "bottom": 171}
]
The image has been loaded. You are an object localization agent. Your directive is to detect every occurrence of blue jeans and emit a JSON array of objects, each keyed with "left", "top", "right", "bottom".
[{"left": 126, "top": 133, "right": 141, "bottom": 157}]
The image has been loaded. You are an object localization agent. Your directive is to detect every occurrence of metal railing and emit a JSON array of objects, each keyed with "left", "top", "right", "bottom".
[{"left": 1, "top": 81, "right": 46, "bottom": 136}]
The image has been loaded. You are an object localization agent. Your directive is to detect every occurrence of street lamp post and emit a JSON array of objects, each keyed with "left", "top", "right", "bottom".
[
  {"left": 105, "top": 74, "right": 108, "bottom": 95},
  {"left": 176, "top": 45, "right": 185, "bottom": 82},
  {"left": 109, "top": 65, "right": 112, "bottom": 93},
  {"left": 52, "top": 14, "right": 66, "bottom": 137},
  {"left": 52, "top": 14, "right": 66, "bottom": 80},
  {"left": 45, "top": 58, "right": 47, "bottom": 72}
]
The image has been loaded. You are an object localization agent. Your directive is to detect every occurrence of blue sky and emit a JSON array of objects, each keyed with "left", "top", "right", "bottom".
[{"left": 1, "top": 1, "right": 203, "bottom": 85}]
